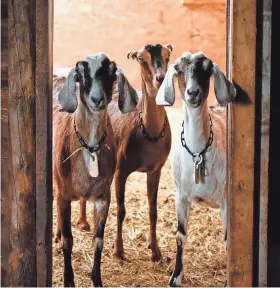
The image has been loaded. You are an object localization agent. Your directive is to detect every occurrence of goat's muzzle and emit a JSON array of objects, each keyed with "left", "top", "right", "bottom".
[
  {"left": 153, "top": 69, "right": 165, "bottom": 89},
  {"left": 90, "top": 95, "right": 106, "bottom": 111}
]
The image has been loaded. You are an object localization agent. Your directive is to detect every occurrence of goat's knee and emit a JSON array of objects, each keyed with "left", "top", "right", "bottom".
[
  {"left": 117, "top": 205, "right": 126, "bottom": 223},
  {"left": 61, "top": 236, "right": 73, "bottom": 251},
  {"left": 176, "top": 231, "right": 187, "bottom": 248}
]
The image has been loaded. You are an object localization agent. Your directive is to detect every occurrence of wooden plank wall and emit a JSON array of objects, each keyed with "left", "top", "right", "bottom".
[
  {"left": 3, "top": 0, "right": 53, "bottom": 286},
  {"left": 259, "top": 0, "right": 272, "bottom": 286},
  {"left": 267, "top": 0, "right": 280, "bottom": 285},
  {"left": 227, "top": 0, "right": 256, "bottom": 286},
  {"left": 1, "top": 0, "right": 9, "bottom": 286},
  {"left": 9, "top": 1, "right": 37, "bottom": 284}
]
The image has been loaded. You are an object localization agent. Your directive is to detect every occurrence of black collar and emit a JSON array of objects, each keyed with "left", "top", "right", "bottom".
[
  {"left": 74, "top": 117, "right": 107, "bottom": 153},
  {"left": 138, "top": 111, "right": 168, "bottom": 143},
  {"left": 181, "top": 114, "right": 214, "bottom": 161}
]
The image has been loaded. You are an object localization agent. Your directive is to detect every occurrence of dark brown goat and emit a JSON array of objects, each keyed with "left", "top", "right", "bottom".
[
  {"left": 79, "top": 44, "right": 173, "bottom": 261},
  {"left": 53, "top": 53, "right": 137, "bottom": 287}
]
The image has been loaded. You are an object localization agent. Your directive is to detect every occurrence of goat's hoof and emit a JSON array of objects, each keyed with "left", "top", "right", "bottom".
[
  {"left": 148, "top": 244, "right": 162, "bottom": 262},
  {"left": 169, "top": 270, "right": 183, "bottom": 287},
  {"left": 64, "top": 280, "right": 75, "bottom": 287},
  {"left": 93, "top": 280, "right": 103, "bottom": 287},
  {"left": 224, "top": 279, "right": 227, "bottom": 287},
  {"left": 64, "top": 267, "right": 75, "bottom": 287},
  {"left": 64, "top": 275, "right": 75, "bottom": 287},
  {"left": 77, "top": 219, "right": 90, "bottom": 231},
  {"left": 113, "top": 247, "right": 125, "bottom": 260},
  {"left": 151, "top": 252, "right": 162, "bottom": 262}
]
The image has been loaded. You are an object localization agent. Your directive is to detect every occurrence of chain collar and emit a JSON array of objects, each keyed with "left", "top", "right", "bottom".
[
  {"left": 138, "top": 111, "right": 168, "bottom": 143},
  {"left": 74, "top": 117, "right": 107, "bottom": 153},
  {"left": 181, "top": 114, "right": 214, "bottom": 161}
]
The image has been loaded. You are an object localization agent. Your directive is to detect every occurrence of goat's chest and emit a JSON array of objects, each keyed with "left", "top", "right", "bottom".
[
  {"left": 174, "top": 143, "right": 226, "bottom": 205},
  {"left": 130, "top": 128, "right": 171, "bottom": 173},
  {"left": 71, "top": 139, "right": 116, "bottom": 199}
]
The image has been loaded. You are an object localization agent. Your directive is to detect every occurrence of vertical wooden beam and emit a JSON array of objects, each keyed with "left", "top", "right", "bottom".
[
  {"left": 8, "top": 0, "right": 37, "bottom": 285},
  {"left": 36, "top": 0, "right": 53, "bottom": 286},
  {"left": 8, "top": 0, "right": 52, "bottom": 285},
  {"left": 267, "top": 1, "right": 280, "bottom": 285},
  {"left": 1, "top": 0, "right": 9, "bottom": 285},
  {"left": 227, "top": 0, "right": 256, "bottom": 286},
  {"left": 259, "top": 0, "right": 271, "bottom": 286}
]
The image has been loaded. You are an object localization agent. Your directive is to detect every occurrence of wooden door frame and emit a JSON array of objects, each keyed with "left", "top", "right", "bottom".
[
  {"left": 2, "top": 0, "right": 271, "bottom": 286},
  {"left": 2, "top": 0, "right": 53, "bottom": 286},
  {"left": 226, "top": 0, "right": 256, "bottom": 286},
  {"left": 227, "top": 0, "right": 272, "bottom": 286}
]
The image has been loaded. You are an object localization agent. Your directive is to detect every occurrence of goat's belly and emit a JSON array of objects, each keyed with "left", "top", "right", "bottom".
[
  {"left": 181, "top": 174, "right": 226, "bottom": 206},
  {"left": 138, "top": 144, "right": 170, "bottom": 173},
  {"left": 72, "top": 174, "right": 114, "bottom": 200}
]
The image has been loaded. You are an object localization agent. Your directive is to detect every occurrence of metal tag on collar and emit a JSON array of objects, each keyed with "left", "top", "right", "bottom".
[
  {"left": 88, "top": 151, "right": 99, "bottom": 177},
  {"left": 193, "top": 153, "right": 203, "bottom": 184}
]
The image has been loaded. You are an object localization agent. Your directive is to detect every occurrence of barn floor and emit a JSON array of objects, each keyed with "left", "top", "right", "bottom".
[{"left": 52, "top": 107, "right": 226, "bottom": 287}]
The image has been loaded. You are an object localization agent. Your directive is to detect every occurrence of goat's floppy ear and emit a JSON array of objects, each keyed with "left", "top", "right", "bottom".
[
  {"left": 116, "top": 67, "right": 139, "bottom": 113},
  {"left": 156, "top": 64, "right": 176, "bottom": 106},
  {"left": 127, "top": 51, "right": 138, "bottom": 60},
  {"left": 58, "top": 68, "right": 78, "bottom": 113},
  {"left": 212, "top": 63, "right": 236, "bottom": 105}
]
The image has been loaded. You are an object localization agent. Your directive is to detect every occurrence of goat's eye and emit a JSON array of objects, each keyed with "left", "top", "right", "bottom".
[
  {"left": 174, "top": 64, "right": 179, "bottom": 71},
  {"left": 138, "top": 56, "right": 144, "bottom": 62}
]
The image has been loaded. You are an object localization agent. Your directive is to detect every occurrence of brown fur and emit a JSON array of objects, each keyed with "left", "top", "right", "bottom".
[
  {"left": 53, "top": 75, "right": 116, "bottom": 287},
  {"left": 77, "top": 44, "right": 173, "bottom": 262},
  {"left": 111, "top": 46, "right": 172, "bottom": 262}
]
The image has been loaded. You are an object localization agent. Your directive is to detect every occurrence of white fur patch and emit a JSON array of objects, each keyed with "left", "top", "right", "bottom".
[
  {"left": 176, "top": 231, "right": 187, "bottom": 247},
  {"left": 169, "top": 269, "right": 184, "bottom": 287}
]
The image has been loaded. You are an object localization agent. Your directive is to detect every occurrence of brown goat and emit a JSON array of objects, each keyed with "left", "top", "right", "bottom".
[
  {"left": 79, "top": 44, "right": 173, "bottom": 262},
  {"left": 53, "top": 53, "right": 137, "bottom": 287}
]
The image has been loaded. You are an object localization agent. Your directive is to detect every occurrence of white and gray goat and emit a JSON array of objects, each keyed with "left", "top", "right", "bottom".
[
  {"left": 53, "top": 53, "right": 138, "bottom": 287},
  {"left": 156, "top": 52, "right": 236, "bottom": 286}
]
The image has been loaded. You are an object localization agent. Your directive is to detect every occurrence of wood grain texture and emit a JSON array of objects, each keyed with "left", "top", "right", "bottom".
[
  {"left": 1, "top": 0, "right": 9, "bottom": 285},
  {"left": 227, "top": 0, "right": 256, "bottom": 286},
  {"left": 7, "top": 0, "right": 52, "bottom": 285},
  {"left": 259, "top": 0, "right": 271, "bottom": 285},
  {"left": 8, "top": 0, "right": 37, "bottom": 285}
]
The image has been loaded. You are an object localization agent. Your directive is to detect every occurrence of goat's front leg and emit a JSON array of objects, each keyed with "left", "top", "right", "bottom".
[
  {"left": 77, "top": 198, "right": 91, "bottom": 231},
  {"left": 169, "top": 193, "right": 191, "bottom": 287},
  {"left": 147, "top": 169, "right": 162, "bottom": 262},
  {"left": 113, "top": 170, "right": 128, "bottom": 260},
  {"left": 91, "top": 196, "right": 110, "bottom": 287},
  {"left": 57, "top": 195, "right": 75, "bottom": 287}
]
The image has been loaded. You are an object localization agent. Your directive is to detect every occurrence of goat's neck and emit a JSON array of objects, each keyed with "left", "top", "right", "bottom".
[
  {"left": 140, "top": 75, "right": 166, "bottom": 135},
  {"left": 183, "top": 101, "right": 210, "bottom": 153},
  {"left": 74, "top": 105, "right": 108, "bottom": 148}
]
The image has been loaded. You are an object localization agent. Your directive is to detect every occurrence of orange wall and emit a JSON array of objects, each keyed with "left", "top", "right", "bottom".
[{"left": 54, "top": 0, "right": 226, "bottom": 105}]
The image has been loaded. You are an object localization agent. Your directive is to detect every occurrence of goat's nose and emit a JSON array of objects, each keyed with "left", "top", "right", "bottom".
[
  {"left": 92, "top": 96, "right": 105, "bottom": 106},
  {"left": 187, "top": 89, "right": 199, "bottom": 97},
  {"left": 156, "top": 75, "right": 165, "bottom": 83}
]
